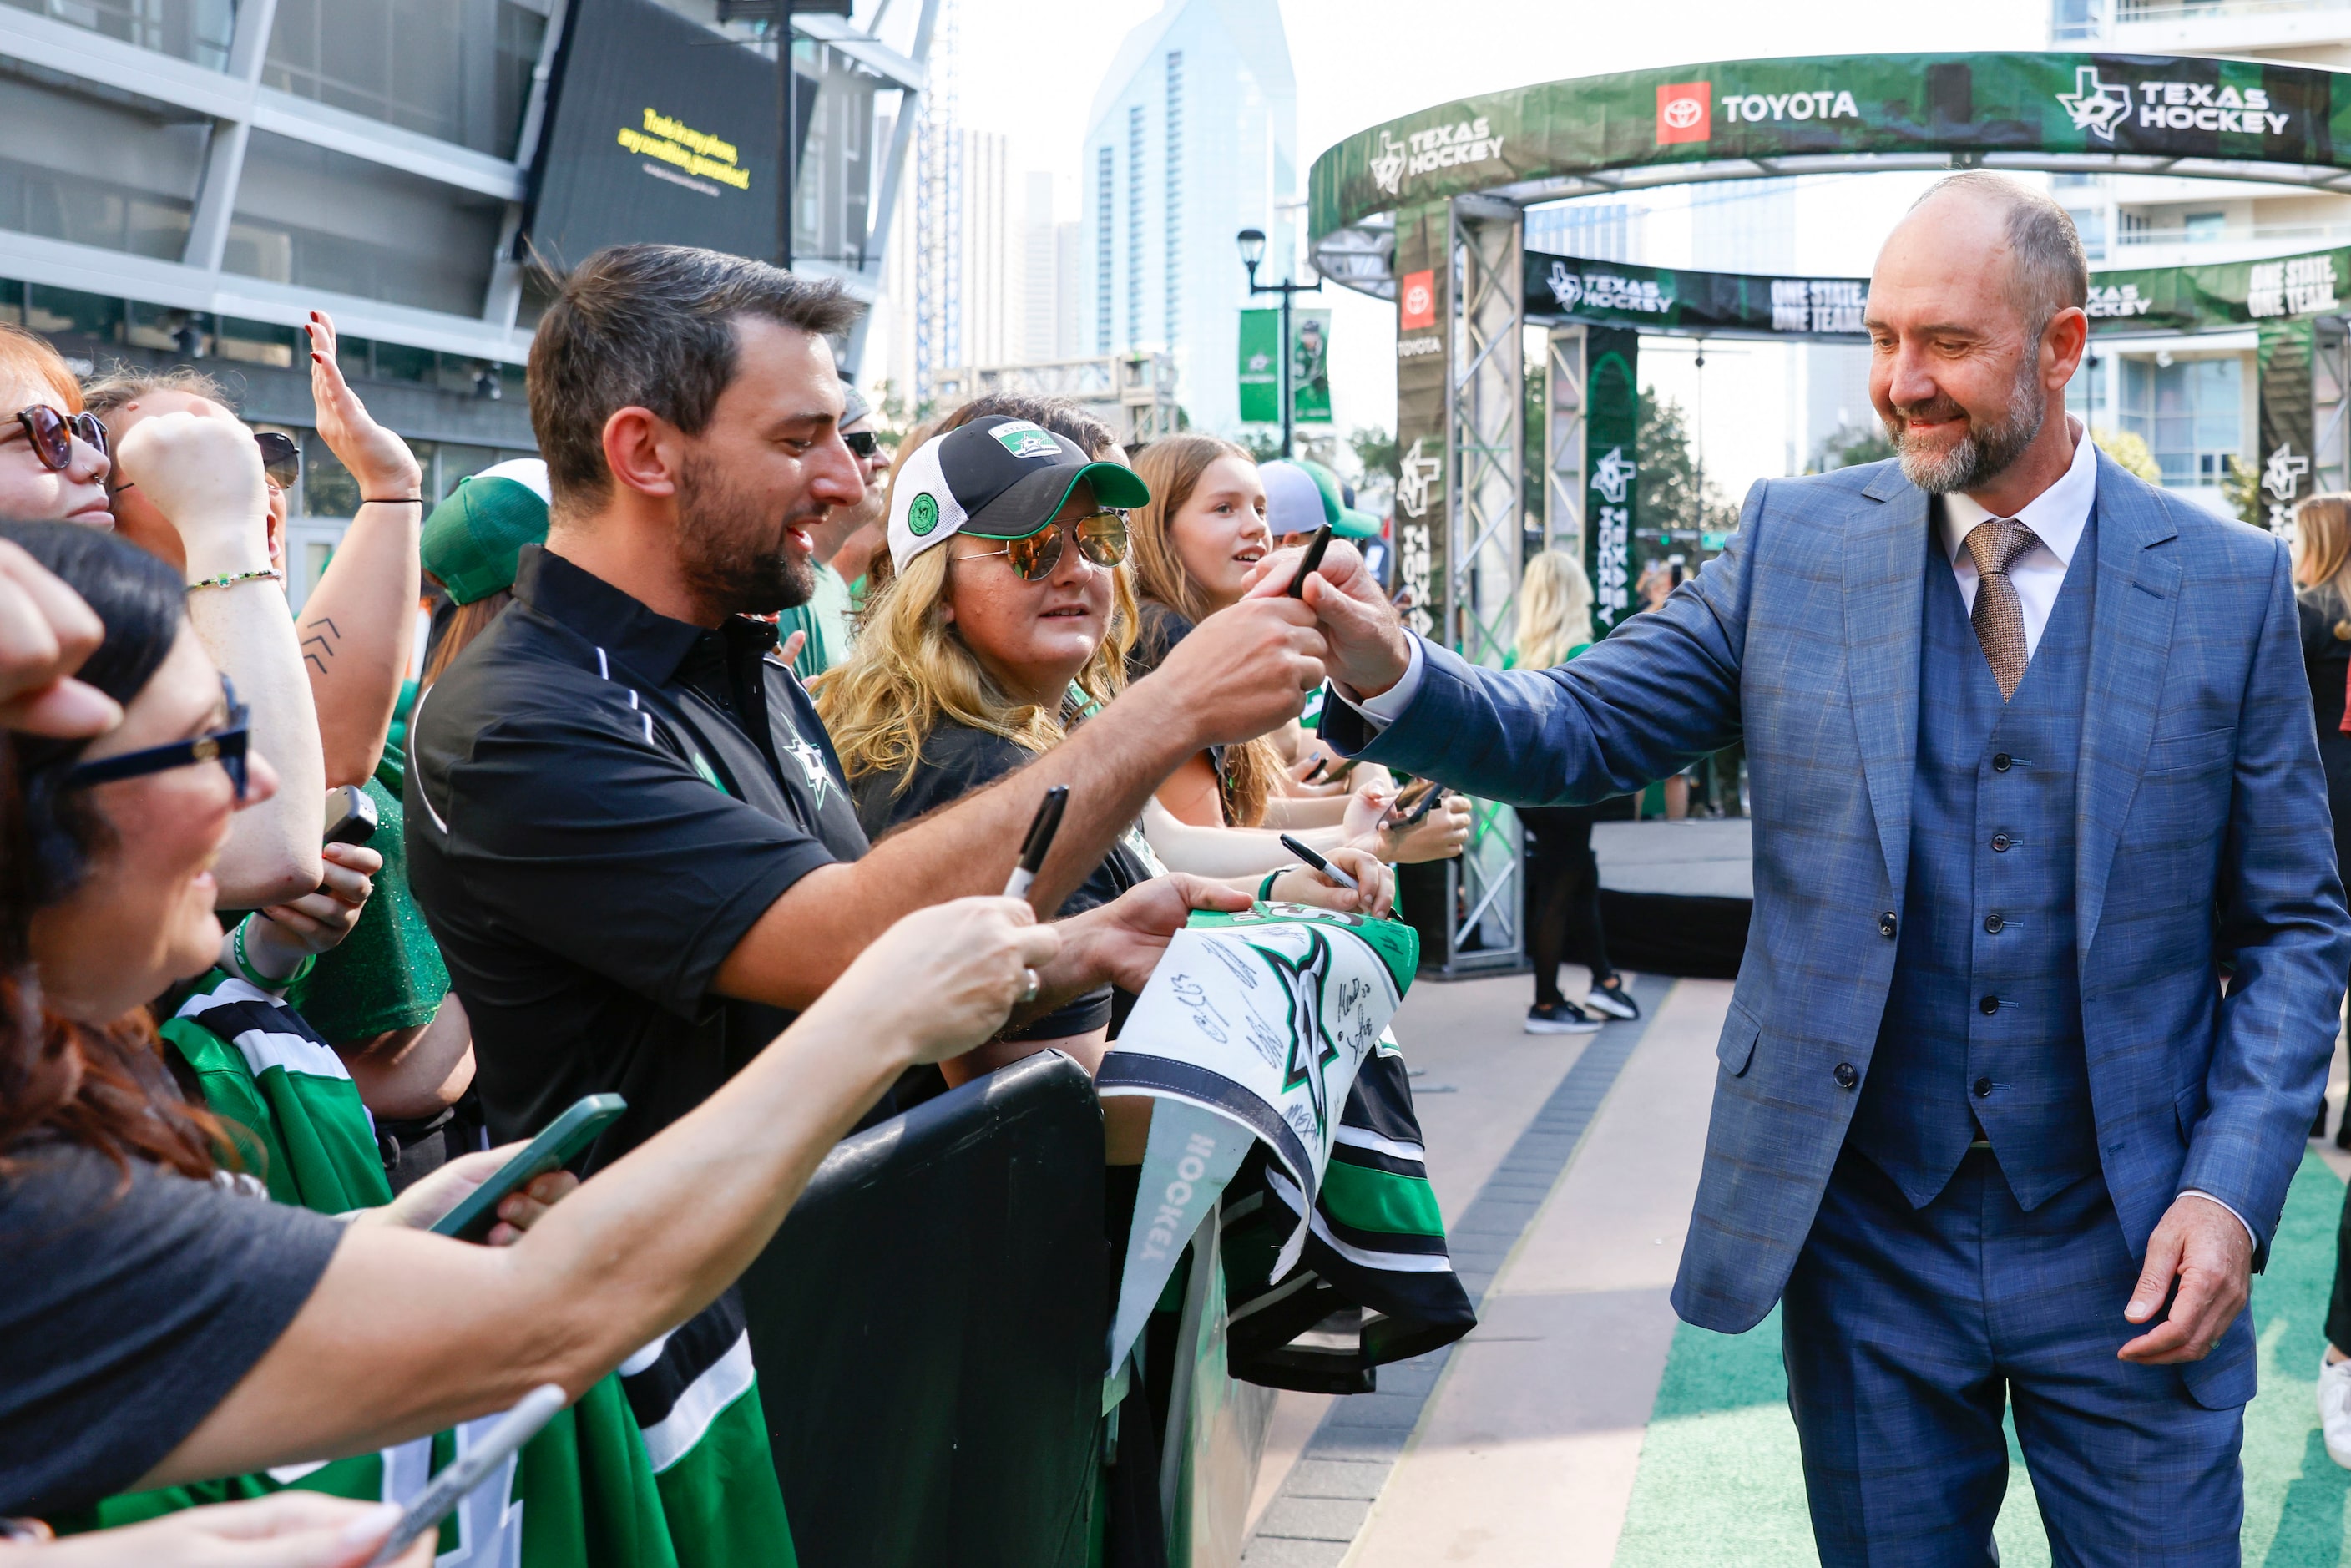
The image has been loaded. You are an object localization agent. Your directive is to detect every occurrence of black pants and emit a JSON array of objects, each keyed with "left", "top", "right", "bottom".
[{"left": 1520, "top": 805, "right": 1613, "bottom": 1009}]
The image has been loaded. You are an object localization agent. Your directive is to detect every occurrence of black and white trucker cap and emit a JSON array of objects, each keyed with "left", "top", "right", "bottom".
[{"left": 887, "top": 415, "right": 1150, "bottom": 574}]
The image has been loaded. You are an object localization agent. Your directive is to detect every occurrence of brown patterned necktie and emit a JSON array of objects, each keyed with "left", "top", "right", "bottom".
[{"left": 1964, "top": 518, "right": 2040, "bottom": 701}]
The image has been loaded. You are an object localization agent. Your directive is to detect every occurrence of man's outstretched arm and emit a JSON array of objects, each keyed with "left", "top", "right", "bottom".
[
  {"left": 1269, "top": 484, "right": 1764, "bottom": 808},
  {"left": 712, "top": 594, "right": 1325, "bottom": 1010}
]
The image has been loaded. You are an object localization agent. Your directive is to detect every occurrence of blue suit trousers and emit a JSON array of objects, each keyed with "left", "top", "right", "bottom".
[{"left": 1782, "top": 1148, "right": 2245, "bottom": 1567}]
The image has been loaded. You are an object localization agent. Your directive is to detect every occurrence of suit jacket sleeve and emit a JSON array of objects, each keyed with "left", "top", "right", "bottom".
[
  {"left": 1321, "top": 481, "right": 1762, "bottom": 804},
  {"left": 2183, "top": 538, "right": 2351, "bottom": 1247}
]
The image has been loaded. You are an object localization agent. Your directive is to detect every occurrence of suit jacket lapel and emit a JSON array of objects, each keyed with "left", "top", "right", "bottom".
[
  {"left": 2075, "top": 452, "right": 2181, "bottom": 963},
  {"left": 1845, "top": 468, "right": 1927, "bottom": 902}
]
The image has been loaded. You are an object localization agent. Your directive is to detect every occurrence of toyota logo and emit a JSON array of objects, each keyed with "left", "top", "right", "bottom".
[
  {"left": 1661, "top": 97, "right": 1704, "bottom": 130},
  {"left": 1402, "top": 281, "right": 1432, "bottom": 317}
]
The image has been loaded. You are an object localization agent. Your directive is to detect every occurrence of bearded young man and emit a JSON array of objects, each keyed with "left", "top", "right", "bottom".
[
  {"left": 1295, "top": 174, "right": 2350, "bottom": 1561},
  {"left": 405, "top": 243, "right": 1327, "bottom": 1167}
]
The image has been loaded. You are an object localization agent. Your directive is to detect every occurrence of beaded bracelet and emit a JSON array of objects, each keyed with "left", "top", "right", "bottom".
[
  {"left": 187, "top": 566, "right": 283, "bottom": 593},
  {"left": 232, "top": 913, "right": 315, "bottom": 990}
]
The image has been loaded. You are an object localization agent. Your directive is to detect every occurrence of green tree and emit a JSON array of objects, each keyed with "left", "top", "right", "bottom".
[
  {"left": 2221, "top": 453, "right": 2263, "bottom": 528},
  {"left": 1236, "top": 429, "right": 1282, "bottom": 463},
  {"left": 2090, "top": 427, "right": 2161, "bottom": 485},
  {"left": 1637, "top": 388, "right": 1737, "bottom": 543},
  {"left": 1347, "top": 425, "right": 1401, "bottom": 482},
  {"left": 1815, "top": 422, "right": 1895, "bottom": 472}
]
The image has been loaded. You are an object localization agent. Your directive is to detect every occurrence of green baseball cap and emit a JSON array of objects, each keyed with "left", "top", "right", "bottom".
[
  {"left": 1297, "top": 458, "right": 1382, "bottom": 540},
  {"left": 421, "top": 458, "right": 551, "bottom": 606}
]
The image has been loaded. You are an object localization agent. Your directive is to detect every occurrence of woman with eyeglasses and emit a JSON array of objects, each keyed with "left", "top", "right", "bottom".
[
  {"left": 0, "top": 325, "right": 113, "bottom": 532},
  {"left": 817, "top": 416, "right": 1386, "bottom": 1110},
  {"left": 0, "top": 519, "right": 1059, "bottom": 1529}
]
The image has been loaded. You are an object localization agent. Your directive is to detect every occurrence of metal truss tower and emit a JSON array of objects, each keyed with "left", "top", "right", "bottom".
[{"left": 911, "top": 0, "right": 961, "bottom": 404}]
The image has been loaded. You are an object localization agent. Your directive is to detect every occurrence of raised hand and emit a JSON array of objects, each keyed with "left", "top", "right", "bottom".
[
  {"left": 1145, "top": 595, "right": 1327, "bottom": 747},
  {"left": 113, "top": 410, "right": 271, "bottom": 581},
  {"left": 813, "top": 897, "right": 1064, "bottom": 1064},
  {"left": 306, "top": 311, "right": 422, "bottom": 504},
  {"left": 1245, "top": 539, "right": 1412, "bottom": 699}
]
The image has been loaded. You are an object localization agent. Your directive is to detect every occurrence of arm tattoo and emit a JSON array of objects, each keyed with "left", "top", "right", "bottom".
[{"left": 301, "top": 615, "right": 341, "bottom": 678}]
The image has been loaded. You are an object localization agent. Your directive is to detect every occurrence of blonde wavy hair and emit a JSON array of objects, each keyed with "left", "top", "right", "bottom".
[
  {"left": 2295, "top": 493, "right": 2351, "bottom": 623},
  {"left": 1516, "top": 549, "right": 1595, "bottom": 670},
  {"left": 816, "top": 515, "right": 1141, "bottom": 798},
  {"left": 1128, "top": 434, "right": 1282, "bottom": 827}
]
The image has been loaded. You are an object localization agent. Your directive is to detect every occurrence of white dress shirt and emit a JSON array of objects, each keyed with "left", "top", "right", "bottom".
[{"left": 1349, "top": 420, "right": 2255, "bottom": 1245}]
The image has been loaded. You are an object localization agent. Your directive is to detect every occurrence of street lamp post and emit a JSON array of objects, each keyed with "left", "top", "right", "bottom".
[{"left": 1236, "top": 227, "right": 1321, "bottom": 459}]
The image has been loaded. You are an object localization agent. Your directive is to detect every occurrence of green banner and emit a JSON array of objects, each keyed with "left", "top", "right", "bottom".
[
  {"left": 1393, "top": 203, "right": 1449, "bottom": 642},
  {"left": 1292, "top": 309, "right": 1332, "bottom": 425},
  {"left": 1586, "top": 328, "right": 1640, "bottom": 636},
  {"left": 1312, "top": 53, "right": 2351, "bottom": 249},
  {"left": 2259, "top": 316, "right": 2316, "bottom": 534},
  {"left": 1527, "top": 249, "right": 1867, "bottom": 340},
  {"left": 2087, "top": 246, "right": 2347, "bottom": 335},
  {"left": 1238, "top": 310, "right": 1280, "bottom": 425}
]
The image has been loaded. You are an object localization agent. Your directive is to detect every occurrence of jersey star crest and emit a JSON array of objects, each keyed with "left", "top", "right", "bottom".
[
  {"left": 777, "top": 726, "right": 834, "bottom": 810},
  {"left": 1252, "top": 926, "right": 1342, "bottom": 1142}
]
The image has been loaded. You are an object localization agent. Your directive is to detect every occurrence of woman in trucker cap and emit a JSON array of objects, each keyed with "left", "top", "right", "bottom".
[{"left": 818, "top": 414, "right": 1388, "bottom": 1108}]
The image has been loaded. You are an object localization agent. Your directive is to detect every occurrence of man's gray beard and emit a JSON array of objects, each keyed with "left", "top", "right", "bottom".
[
  {"left": 1887, "top": 371, "right": 2046, "bottom": 495},
  {"left": 676, "top": 453, "right": 818, "bottom": 617}
]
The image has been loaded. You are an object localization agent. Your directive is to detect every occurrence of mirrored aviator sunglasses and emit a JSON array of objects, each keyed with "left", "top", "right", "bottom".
[
  {"left": 64, "top": 674, "right": 251, "bottom": 802},
  {"left": 16, "top": 405, "right": 109, "bottom": 471},
  {"left": 995, "top": 512, "right": 1131, "bottom": 582},
  {"left": 254, "top": 429, "right": 301, "bottom": 489}
]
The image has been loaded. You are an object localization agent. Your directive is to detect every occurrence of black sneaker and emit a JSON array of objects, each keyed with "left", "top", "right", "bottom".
[
  {"left": 1525, "top": 1001, "right": 1603, "bottom": 1035},
  {"left": 1584, "top": 978, "right": 1641, "bottom": 1021}
]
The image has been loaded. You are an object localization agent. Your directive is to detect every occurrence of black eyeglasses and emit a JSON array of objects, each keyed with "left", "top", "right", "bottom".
[
  {"left": 13, "top": 406, "right": 109, "bottom": 472},
  {"left": 842, "top": 430, "right": 880, "bottom": 460},
  {"left": 254, "top": 430, "right": 301, "bottom": 488},
  {"left": 963, "top": 513, "right": 1130, "bottom": 583},
  {"left": 65, "top": 675, "right": 250, "bottom": 802}
]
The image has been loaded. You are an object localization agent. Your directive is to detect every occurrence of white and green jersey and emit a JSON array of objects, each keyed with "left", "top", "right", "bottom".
[{"left": 61, "top": 972, "right": 794, "bottom": 1568}]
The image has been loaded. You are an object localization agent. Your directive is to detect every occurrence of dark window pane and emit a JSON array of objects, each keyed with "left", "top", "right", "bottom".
[
  {"left": 301, "top": 428, "right": 361, "bottom": 517},
  {"left": 27, "top": 285, "right": 122, "bottom": 341}
]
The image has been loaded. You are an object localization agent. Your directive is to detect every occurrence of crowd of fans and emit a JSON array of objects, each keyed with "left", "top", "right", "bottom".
[{"left": 0, "top": 241, "right": 1473, "bottom": 1565}]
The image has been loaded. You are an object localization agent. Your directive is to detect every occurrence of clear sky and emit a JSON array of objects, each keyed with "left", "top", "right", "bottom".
[{"left": 934, "top": 0, "right": 2050, "bottom": 495}]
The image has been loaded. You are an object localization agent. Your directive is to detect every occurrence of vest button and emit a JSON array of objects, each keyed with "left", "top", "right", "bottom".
[
  {"left": 1984, "top": 913, "right": 2005, "bottom": 934},
  {"left": 1974, "top": 1076, "right": 1994, "bottom": 1098},
  {"left": 1992, "top": 752, "right": 2012, "bottom": 771},
  {"left": 1979, "top": 994, "right": 2000, "bottom": 1014},
  {"left": 1878, "top": 912, "right": 1898, "bottom": 938},
  {"left": 1833, "top": 1062, "right": 1858, "bottom": 1089},
  {"left": 1990, "top": 833, "right": 2012, "bottom": 852}
]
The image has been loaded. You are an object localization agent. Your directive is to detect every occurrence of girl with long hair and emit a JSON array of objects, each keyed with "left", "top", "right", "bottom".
[{"left": 1512, "top": 550, "right": 1638, "bottom": 1033}]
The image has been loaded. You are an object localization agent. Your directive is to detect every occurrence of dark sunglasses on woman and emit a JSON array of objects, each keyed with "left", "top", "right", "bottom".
[
  {"left": 964, "top": 512, "right": 1130, "bottom": 583},
  {"left": 254, "top": 429, "right": 301, "bottom": 488},
  {"left": 64, "top": 674, "right": 251, "bottom": 802},
  {"left": 13, "top": 406, "right": 109, "bottom": 471}
]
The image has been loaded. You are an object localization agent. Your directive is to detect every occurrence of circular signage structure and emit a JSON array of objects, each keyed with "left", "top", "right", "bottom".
[{"left": 1311, "top": 52, "right": 2351, "bottom": 296}]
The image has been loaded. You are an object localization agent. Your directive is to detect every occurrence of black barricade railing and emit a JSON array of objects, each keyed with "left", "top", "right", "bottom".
[{"left": 737, "top": 1049, "right": 1108, "bottom": 1568}]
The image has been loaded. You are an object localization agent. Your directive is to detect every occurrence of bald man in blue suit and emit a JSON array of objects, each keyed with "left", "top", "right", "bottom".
[{"left": 1295, "top": 173, "right": 2350, "bottom": 1565}]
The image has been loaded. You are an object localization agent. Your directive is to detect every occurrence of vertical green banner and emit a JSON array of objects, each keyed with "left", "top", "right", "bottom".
[
  {"left": 1585, "top": 327, "right": 1640, "bottom": 635},
  {"left": 1393, "top": 201, "right": 1449, "bottom": 642},
  {"left": 1292, "top": 309, "right": 1332, "bottom": 425},
  {"left": 1238, "top": 310, "right": 1280, "bottom": 426},
  {"left": 2258, "top": 316, "right": 2316, "bottom": 535}
]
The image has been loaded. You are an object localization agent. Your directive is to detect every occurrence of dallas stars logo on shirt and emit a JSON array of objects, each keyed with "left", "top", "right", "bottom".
[
  {"left": 776, "top": 720, "right": 834, "bottom": 810},
  {"left": 1255, "top": 926, "right": 1342, "bottom": 1141}
]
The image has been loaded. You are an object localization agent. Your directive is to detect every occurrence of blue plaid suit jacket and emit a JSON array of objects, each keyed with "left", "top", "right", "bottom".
[{"left": 1334, "top": 452, "right": 2350, "bottom": 1334}]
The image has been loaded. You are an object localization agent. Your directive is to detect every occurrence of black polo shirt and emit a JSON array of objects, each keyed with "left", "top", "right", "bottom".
[{"left": 404, "top": 545, "right": 869, "bottom": 1170}]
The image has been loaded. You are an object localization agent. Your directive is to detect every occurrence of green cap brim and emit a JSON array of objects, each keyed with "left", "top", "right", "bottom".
[
  {"left": 1332, "top": 507, "right": 1382, "bottom": 541},
  {"left": 963, "top": 460, "right": 1152, "bottom": 539}
]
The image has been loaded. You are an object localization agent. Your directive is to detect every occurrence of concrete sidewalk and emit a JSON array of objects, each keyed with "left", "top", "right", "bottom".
[{"left": 1340, "top": 979, "right": 1730, "bottom": 1565}]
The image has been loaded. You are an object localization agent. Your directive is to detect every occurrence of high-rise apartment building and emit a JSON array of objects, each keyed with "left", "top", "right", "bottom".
[
  {"left": 1079, "top": 0, "right": 1295, "bottom": 434},
  {"left": 2049, "top": 0, "right": 2351, "bottom": 512}
]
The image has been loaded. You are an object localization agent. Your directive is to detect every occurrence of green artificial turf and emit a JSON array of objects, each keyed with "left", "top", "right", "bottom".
[{"left": 1615, "top": 1151, "right": 2351, "bottom": 1566}]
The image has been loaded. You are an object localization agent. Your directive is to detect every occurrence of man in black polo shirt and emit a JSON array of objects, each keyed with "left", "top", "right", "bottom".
[{"left": 406, "top": 244, "right": 1325, "bottom": 1166}]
